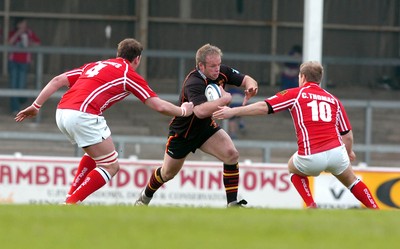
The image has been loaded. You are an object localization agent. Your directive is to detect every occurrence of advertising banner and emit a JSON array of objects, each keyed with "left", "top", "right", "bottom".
[
  {"left": 1, "top": 155, "right": 398, "bottom": 209},
  {"left": 310, "top": 168, "right": 400, "bottom": 210},
  {"left": 0, "top": 155, "right": 301, "bottom": 208},
  {"left": 352, "top": 168, "right": 400, "bottom": 209}
]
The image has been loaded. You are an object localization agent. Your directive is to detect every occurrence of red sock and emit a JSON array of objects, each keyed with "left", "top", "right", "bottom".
[
  {"left": 68, "top": 154, "right": 97, "bottom": 196},
  {"left": 290, "top": 174, "right": 316, "bottom": 208},
  {"left": 350, "top": 179, "right": 379, "bottom": 209},
  {"left": 66, "top": 167, "right": 111, "bottom": 204}
]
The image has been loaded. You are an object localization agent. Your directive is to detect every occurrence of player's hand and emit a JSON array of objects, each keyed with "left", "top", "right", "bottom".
[
  {"left": 243, "top": 87, "right": 258, "bottom": 105},
  {"left": 213, "top": 106, "right": 234, "bottom": 120},
  {"left": 219, "top": 86, "right": 232, "bottom": 105},
  {"left": 14, "top": 105, "right": 39, "bottom": 122},
  {"left": 348, "top": 151, "right": 356, "bottom": 161},
  {"left": 180, "top": 101, "right": 194, "bottom": 117}
]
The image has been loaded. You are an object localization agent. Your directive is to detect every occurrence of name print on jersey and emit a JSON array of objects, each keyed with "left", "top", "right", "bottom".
[{"left": 301, "top": 92, "right": 335, "bottom": 104}]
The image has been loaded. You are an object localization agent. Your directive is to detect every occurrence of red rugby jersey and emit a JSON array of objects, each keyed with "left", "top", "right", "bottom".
[
  {"left": 265, "top": 82, "right": 352, "bottom": 156},
  {"left": 57, "top": 58, "right": 157, "bottom": 115}
]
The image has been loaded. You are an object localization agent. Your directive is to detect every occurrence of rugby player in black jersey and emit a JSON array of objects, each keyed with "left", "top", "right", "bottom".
[{"left": 135, "top": 44, "right": 258, "bottom": 207}]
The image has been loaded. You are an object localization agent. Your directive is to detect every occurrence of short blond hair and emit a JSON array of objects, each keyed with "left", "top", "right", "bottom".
[
  {"left": 299, "top": 61, "right": 323, "bottom": 83},
  {"left": 196, "top": 44, "right": 223, "bottom": 67}
]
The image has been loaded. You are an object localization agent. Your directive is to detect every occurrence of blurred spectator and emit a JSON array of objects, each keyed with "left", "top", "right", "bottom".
[
  {"left": 8, "top": 17, "right": 41, "bottom": 114},
  {"left": 280, "top": 45, "right": 302, "bottom": 90}
]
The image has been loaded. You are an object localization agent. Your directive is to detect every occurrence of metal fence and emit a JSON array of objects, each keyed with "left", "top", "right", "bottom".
[
  {"left": 1, "top": 128, "right": 400, "bottom": 166},
  {"left": 2, "top": 45, "right": 400, "bottom": 92},
  {"left": 1, "top": 45, "right": 400, "bottom": 166}
]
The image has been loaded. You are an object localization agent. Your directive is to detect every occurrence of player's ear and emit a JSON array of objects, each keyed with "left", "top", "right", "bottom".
[
  {"left": 132, "top": 55, "right": 141, "bottom": 67},
  {"left": 298, "top": 73, "right": 305, "bottom": 84},
  {"left": 135, "top": 55, "right": 141, "bottom": 63},
  {"left": 197, "top": 61, "right": 205, "bottom": 70}
]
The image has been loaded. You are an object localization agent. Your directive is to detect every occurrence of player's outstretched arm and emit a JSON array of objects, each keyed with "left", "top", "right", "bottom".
[
  {"left": 194, "top": 86, "right": 232, "bottom": 119},
  {"left": 15, "top": 73, "right": 70, "bottom": 122},
  {"left": 213, "top": 101, "right": 269, "bottom": 120},
  {"left": 145, "top": 97, "right": 193, "bottom": 117}
]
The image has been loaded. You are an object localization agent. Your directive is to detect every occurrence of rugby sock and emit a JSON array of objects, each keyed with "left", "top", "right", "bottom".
[
  {"left": 144, "top": 167, "right": 165, "bottom": 197},
  {"left": 223, "top": 163, "right": 240, "bottom": 204},
  {"left": 67, "top": 154, "right": 97, "bottom": 196},
  {"left": 290, "top": 174, "right": 317, "bottom": 208},
  {"left": 66, "top": 167, "right": 111, "bottom": 204},
  {"left": 349, "top": 179, "right": 379, "bottom": 209}
]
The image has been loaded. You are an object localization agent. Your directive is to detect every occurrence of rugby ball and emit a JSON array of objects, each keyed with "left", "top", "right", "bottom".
[{"left": 205, "top": 83, "right": 222, "bottom": 101}]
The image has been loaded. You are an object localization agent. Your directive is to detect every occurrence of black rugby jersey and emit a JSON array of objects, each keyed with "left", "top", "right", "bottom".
[{"left": 169, "top": 64, "right": 245, "bottom": 139}]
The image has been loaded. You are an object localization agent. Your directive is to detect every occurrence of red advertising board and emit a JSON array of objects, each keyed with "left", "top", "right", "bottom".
[
  {"left": 1, "top": 155, "right": 398, "bottom": 209},
  {"left": 0, "top": 155, "right": 301, "bottom": 208}
]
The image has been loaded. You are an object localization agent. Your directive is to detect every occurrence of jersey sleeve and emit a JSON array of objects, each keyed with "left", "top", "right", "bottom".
[
  {"left": 265, "top": 89, "right": 299, "bottom": 113},
  {"left": 125, "top": 71, "right": 158, "bottom": 103},
  {"left": 220, "top": 65, "right": 245, "bottom": 87},
  {"left": 65, "top": 66, "right": 85, "bottom": 87},
  {"left": 337, "top": 100, "right": 352, "bottom": 133}
]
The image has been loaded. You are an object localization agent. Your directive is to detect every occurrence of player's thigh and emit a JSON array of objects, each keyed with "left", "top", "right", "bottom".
[
  {"left": 288, "top": 153, "right": 308, "bottom": 176},
  {"left": 83, "top": 137, "right": 119, "bottom": 175},
  {"left": 200, "top": 129, "right": 238, "bottom": 162},
  {"left": 334, "top": 166, "right": 358, "bottom": 188},
  {"left": 326, "top": 145, "right": 350, "bottom": 175},
  {"left": 56, "top": 109, "right": 111, "bottom": 147},
  {"left": 84, "top": 136, "right": 116, "bottom": 159}
]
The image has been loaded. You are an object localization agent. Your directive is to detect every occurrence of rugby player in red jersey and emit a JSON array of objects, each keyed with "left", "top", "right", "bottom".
[
  {"left": 15, "top": 38, "right": 194, "bottom": 204},
  {"left": 213, "top": 61, "right": 379, "bottom": 209}
]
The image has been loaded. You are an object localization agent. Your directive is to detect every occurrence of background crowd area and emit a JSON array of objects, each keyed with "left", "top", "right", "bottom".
[{"left": 0, "top": 0, "right": 399, "bottom": 167}]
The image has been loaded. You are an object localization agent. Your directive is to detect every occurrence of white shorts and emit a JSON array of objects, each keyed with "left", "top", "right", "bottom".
[
  {"left": 56, "top": 109, "right": 111, "bottom": 148},
  {"left": 293, "top": 145, "right": 350, "bottom": 176}
]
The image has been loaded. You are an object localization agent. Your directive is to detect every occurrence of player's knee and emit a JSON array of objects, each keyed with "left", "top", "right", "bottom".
[
  {"left": 225, "top": 147, "right": 239, "bottom": 163},
  {"left": 93, "top": 150, "right": 119, "bottom": 176}
]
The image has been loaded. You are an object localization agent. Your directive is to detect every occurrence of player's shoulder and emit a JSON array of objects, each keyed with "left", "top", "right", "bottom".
[
  {"left": 220, "top": 64, "right": 231, "bottom": 72},
  {"left": 185, "top": 70, "right": 204, "bottom": 85},
  {"left": 126, "top": 68, "right": 147, "bottom": 84},
  {"left": 220, "top": 64, "right": 242, "bottom": 76},
  {"left": 320, "top": 88, "right": 341, "bottom": 101},
  {"left": 277, "top": 87, "right": 300, "bottom": 96}
]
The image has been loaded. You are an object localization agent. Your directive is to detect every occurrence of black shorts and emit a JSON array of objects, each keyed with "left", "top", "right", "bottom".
[{"left": 166, "top": 125, "right": 221, "bottom": 159}]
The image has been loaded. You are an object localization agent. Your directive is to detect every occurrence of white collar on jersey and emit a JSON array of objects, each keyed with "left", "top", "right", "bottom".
[{"left": 196, "top": 68, "right": 207, "bottom": 80}]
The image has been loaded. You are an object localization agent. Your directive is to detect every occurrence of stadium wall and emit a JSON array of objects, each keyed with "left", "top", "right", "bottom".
[{"left": 0, "top": 0, "right": 399, "bottom": 89}]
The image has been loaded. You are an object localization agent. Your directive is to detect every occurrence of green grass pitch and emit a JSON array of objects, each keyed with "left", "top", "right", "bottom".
[{"left": 0, "top": 205, "right": 398, "bottom": 249}]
